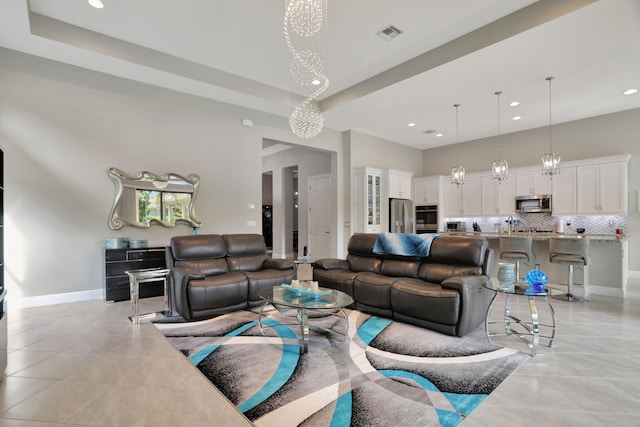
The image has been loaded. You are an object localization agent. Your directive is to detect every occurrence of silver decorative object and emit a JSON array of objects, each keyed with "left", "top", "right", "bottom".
[{"left": 108, "top": 167, "right": 201, "bottom": 230}]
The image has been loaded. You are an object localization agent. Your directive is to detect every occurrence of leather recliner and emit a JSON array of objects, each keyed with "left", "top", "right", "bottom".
[{"left": 166, "top": 234, "right": 295, "bottom": 321}]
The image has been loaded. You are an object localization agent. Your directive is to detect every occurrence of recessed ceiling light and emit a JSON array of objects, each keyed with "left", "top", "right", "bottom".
[
  {"left": 510, "top": 101, "right": 520, "bottom": 107},
  {"left": 408, "top": 122, "right": 416, "bottom": 127},
  {"left": 512, "top": 116, "right": 522, "bottom": 121},
  {"left": 436, "top": 133, "right": 443, "bottom": 137},
  {"left": 88, "top": 0, "right": 104, "bottom": 8},
  {"left": 623, "top": 88, "right": 637, "bottom": 96},
  {"left": 310, "top": 79, "right": 321, "bottom": 86}
]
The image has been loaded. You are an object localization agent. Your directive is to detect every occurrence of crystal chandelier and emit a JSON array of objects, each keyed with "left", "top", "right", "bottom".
[
  {"left": 450, "top": 104, "right": 465, "bottom": 186},
  {"left": 491, "top": 91, "right": 508, "bottom": 183},
  {"left": 284, "top": 0, "right": 329, "bottom": 139},
  {"left": 542, "top": 76, "right": 561, "bottom": 176}
]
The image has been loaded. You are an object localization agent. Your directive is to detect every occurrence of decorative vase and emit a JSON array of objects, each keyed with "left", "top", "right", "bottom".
[
  {"left": 497, "top": 263, "right": 516, "bottom": 285},
  {"left": 525, "top": 269, "right": 548, "bottom": 294}
]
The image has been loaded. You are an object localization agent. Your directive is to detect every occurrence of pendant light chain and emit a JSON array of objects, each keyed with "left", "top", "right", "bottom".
[
  {"left": 548, "top": 77, "right": 553, "bottom": 153},
  {"left": 497, "top": 91, "right": 502, "bottom": 159},
  {"left": 542, "top": 76, "right": 561, "bottom": 176},
  {"left": 450, "top": 103, "right": 465, "bottom": 186},
  {"left": 492, "top": 90, "right": 508, "bottom": 182},
  {"left": 456, "top": 104, "right": 460, "bottom": 166}
]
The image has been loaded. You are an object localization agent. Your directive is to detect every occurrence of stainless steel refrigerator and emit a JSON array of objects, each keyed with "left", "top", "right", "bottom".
[{"left": 389, "top": 198, "right": 414, "bottom": 233}]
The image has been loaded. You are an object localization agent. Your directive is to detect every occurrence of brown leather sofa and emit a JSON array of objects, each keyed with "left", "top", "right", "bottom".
[
  {"left": 312, "top": 234, "right": 494, "bottom": 337},
  {"left": 166, "top": 234, "right": 295, "bottom": 321}
]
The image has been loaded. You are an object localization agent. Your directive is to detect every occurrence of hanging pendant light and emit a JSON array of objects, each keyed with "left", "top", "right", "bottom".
[
  {"left": 450, "top": 104, "right": 465, "bottom": 186},
  {"left": 542, "top": 76, "right": 561, "bottom": 176},
  {"left": 491, "top": 90, "right": 508, "bottom": 183},
  {"left": 284, "top": 0, "right": 329, "bottom": 139}
]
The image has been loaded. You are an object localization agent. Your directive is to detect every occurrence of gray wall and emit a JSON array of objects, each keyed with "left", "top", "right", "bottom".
[
  {"left": 421, "top": 108, "right": 640, "bottom": 271},
  {"left": 0, "top": 48, "right": 344, "bottom": 303},
  {"left": 349, "top": 130, "right": 423, "bottom": 174},
  {"left": 262, "top": 174, "right": 273, "bottom": 205}
]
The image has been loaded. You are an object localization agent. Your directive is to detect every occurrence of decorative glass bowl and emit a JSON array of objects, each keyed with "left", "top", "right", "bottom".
[{"left": 525, "top": 269, "right": 548, "bottom": 294}]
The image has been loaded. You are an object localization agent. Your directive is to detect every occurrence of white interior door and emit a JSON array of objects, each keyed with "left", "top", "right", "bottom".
[{"left": 308, "top": 173, "right": 333, "bottom": 259}]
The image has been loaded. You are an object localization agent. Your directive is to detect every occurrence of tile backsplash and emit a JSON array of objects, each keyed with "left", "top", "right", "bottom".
[{"left": 448, "top": 213, "right": 627, "bottom": 235}]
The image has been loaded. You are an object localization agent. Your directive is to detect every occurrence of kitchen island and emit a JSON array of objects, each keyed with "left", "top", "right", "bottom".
[{"left": 443, "top": 232, "right": 628, "bottom": 298}]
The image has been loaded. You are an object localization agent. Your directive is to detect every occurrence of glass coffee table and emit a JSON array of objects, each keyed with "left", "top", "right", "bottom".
[
  {"left": 258, "top": 285, "right": 354, "bottom": 354},
  {"left": 483, "top": 280, "right": 563, "bottom": 356}
]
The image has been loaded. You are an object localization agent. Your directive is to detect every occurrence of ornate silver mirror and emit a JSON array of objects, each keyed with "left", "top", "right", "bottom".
[{"left": 108, "top": 167, "right": 201, "bottom": 230}]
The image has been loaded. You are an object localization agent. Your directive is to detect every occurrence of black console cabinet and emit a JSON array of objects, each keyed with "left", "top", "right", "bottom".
[{"left": 104, "top": 247, "right": 166, "bottom": 302}]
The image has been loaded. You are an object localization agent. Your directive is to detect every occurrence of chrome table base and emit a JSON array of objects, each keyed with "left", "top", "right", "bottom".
[
  {"left": 258, "top": 303, "right": 349, "bottom": 354},
  {"left": 485, "top": 289, "right": 557, "bottom": 357}
]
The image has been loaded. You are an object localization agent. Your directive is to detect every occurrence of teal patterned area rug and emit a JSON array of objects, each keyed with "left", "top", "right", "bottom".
[{"left": 155, "top": 308, "right": 528, "bottom": 427}]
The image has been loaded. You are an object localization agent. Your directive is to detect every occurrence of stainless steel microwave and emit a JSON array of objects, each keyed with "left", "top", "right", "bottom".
[
  {"left": 515, "top": 195, "right": 552, "bottom": 213},
  {"left": 446, "top": 221, "right": 466, "bottom": 232}
]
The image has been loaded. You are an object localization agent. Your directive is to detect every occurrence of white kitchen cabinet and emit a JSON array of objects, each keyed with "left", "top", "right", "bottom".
[
  {"left": 551, "top": 167, "right": 577, "bottom": 215},
  {"left": 387, "top": 169, "right": 413, "bottom": 199},
  {"left": 353, "top": 167, "right": 383, "bottom": 233},
  {"left": 443, "top": 183, "right": 462, "bottom": 217},
  {"left": 481, "top": 174, "right": 516, "bottom": 216},
  {"left": 576, "top": 161, "right": 627, "bottom": 214},
  {"left": 412, "top": 176, "right": 442, "bottom": 204},
  {"left": 463, "top": 177, "right": 482, "bottom": 216},
  {"left": 443, "top": 176, "right": 481, "bottom": 217},
  {"left": 515, "top": 170, "right": 552, "bottom": 197}
]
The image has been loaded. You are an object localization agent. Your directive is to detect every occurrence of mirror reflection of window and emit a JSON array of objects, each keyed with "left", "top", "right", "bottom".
[{"left": 136, "top": 190, "right": 192, "bottom": 224}]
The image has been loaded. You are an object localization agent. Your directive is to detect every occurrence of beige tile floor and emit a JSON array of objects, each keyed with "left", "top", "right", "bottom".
[{"left": 0, "top": 279, "right": 639, "bottom": 426}]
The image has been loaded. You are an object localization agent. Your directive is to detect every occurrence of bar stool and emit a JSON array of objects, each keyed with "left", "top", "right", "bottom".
[
  {"left": 499, "top": 237, "right": 535, "bottom": 285},
  {"left": 549, "top": 237, "right": 590, "bottom": 302}
]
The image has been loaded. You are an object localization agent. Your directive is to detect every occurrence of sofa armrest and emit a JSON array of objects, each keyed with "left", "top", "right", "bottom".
[
  {"left": 440, "top": 275, "right": 489, "bottom": 292},
  {"left": 441, "top": 275, "right": 492, "bottom": 337},
  {"left": 171, "top": 266, "right": 206, "bottom": 281},
  {"left": 264, "top": 259, "right": 294, "bottom": 270},
  {"left": 313, "top": 258, "right": 349, "bottom": 270},
  {"left": 170, "top": 267, "right": 206, "bottom": 321}
]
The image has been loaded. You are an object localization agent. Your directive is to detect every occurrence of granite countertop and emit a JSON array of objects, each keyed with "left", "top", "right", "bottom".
[{"left": 442, "top": 231, "right": 625, "bottom": 241}]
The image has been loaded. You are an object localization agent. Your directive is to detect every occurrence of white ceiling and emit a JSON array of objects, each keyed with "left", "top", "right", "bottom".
[{"left": 1, "top": 0, "right": 639, "bottom": 149}]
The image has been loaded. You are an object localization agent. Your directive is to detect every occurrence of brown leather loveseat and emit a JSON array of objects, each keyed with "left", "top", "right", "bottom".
[
  {"left": 166, "top": 234, "right": 295, "bottom": 321},
  {"left": 312, "top": 233, "right": 494, "bottom": 337}
]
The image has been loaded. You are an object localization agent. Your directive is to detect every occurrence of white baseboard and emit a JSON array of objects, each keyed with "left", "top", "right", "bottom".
[
  {"left": 7, "top": 289, "right": 104, "bottom": 310},
  {"left": 627, "top": 270, "right": 640, "bottom": 279},
  {"left": 588, "top": 285, "right": 624, "bottom": 298}
]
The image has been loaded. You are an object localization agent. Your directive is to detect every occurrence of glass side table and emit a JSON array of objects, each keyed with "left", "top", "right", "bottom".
[
  {"left": 483, "top": 280, "right": 563, "bottom": 356},
  {"left": 125, "top": 267, "right": 171, "bottom": 325}
]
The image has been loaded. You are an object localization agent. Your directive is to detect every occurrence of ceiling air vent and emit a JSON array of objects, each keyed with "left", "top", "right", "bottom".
[
  {"left": 377, "top": 25, "right": 402, "bottom": 41},
  {"left": 423, "top": 129, "right": 438, "bottom": 134}
]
